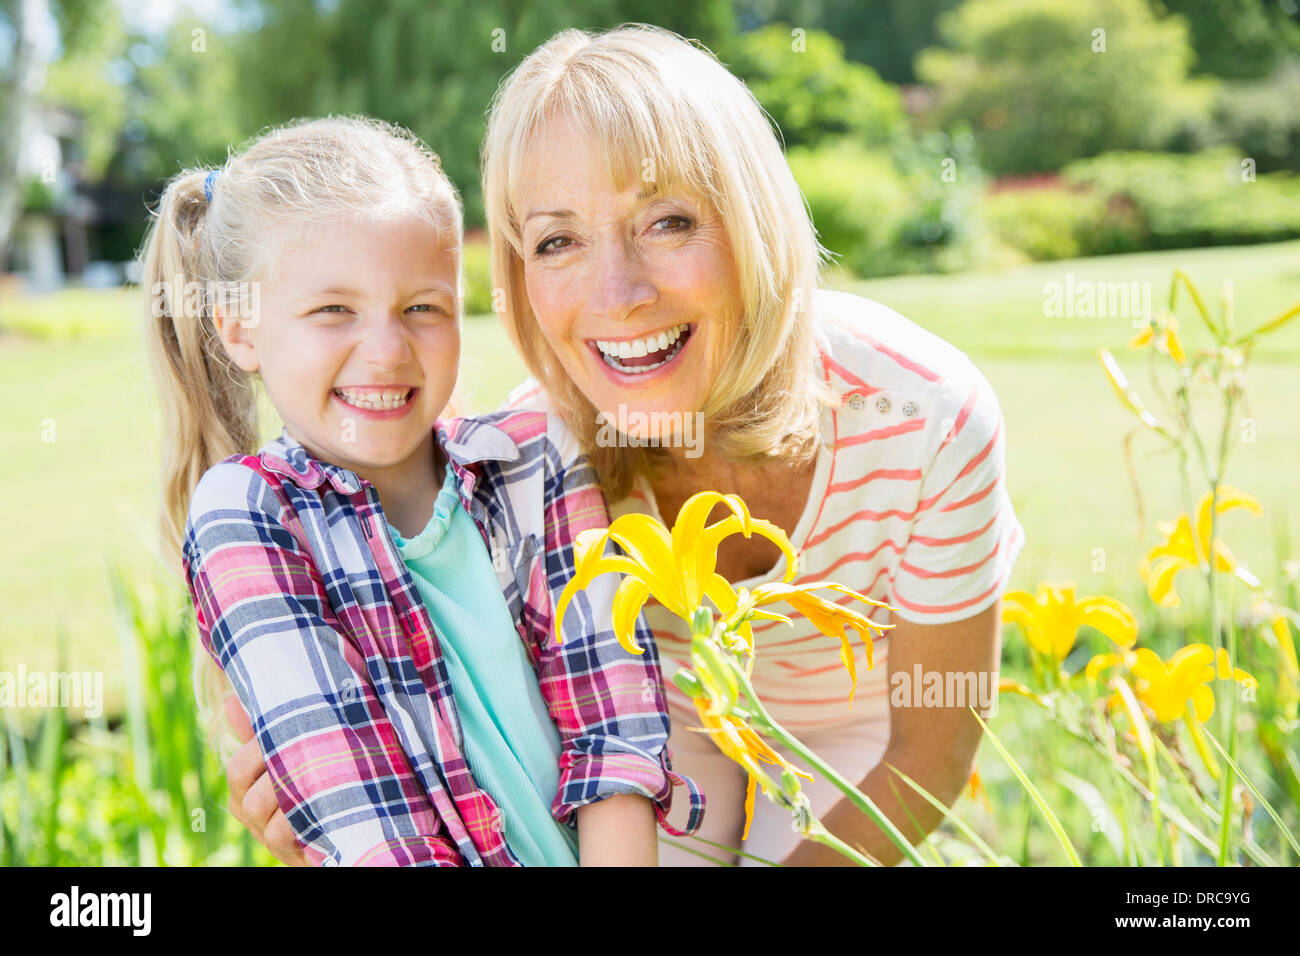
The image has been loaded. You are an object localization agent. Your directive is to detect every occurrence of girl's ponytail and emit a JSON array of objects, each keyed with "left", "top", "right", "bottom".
[{"left": 140, "top": 167, "right": 260, "bottom": 575}]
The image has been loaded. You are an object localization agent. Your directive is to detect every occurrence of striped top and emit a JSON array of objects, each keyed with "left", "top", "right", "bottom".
[
  {"left": 183, "top": 410, "right": 703, "bottom": 866},
  {"left": 504, "top": 290, "right": 1026, "bottom": 734}
]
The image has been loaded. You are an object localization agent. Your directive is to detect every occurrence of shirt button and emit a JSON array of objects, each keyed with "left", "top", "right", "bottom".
[
  {"left": 902, "top": 400, "right": 919, "bottom": 417},
  {"left": 846, "top": 393, "right": 865, "bottom": 410},
  {"left": 490, "top": 809, "right": 506, "bottom": 834},
  {"left": 875, "top": 395, "right": 891, "bottom": 413}
]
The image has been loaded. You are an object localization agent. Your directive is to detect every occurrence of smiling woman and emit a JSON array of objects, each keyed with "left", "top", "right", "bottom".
[{"left": 483, "top": 25, "right": 1027, "bottom": 866}]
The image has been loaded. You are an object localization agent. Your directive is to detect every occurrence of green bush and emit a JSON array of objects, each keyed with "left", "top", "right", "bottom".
[
  {"left": 980, "top": 182, "right": 1145, "bottom": 260},
  {"left": 788, "top": 140, "right": 912, "bottom": 278},
  {"left": 462, "top": 238, "right": 494, "bottom": 317},
  {"left": 1208, "top": 62, "right": 1300, "bottom": 174},
  {"left": 1063, "top": 148, "right": 1300, "bottom": 250},
  {"left": 723, "top": 24, "right": 906, "bottom": 149},
  {"left": 789, "top": 131, "right": 987, "bottom": 279},
  {"left": 916, "top": 0, "right": 1212, "bottom": 175}
]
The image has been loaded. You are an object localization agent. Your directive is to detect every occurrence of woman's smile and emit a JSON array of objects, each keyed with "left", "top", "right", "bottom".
[{"left": 587, "top": 322, "right": 694, "bottom": 383}]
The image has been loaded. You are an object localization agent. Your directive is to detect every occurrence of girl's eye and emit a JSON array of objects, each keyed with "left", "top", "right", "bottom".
[
  {"left": 316, "top": 305, "right": 348, "bottom": 313},
  {"left": 406, "top": 303, "right": 446, "bottom": 315},
  {"left": 535, "top": 235, "right": 572, "bottom": 256}
]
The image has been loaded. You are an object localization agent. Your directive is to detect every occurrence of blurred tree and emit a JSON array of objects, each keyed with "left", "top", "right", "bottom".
[
  {"left": 229, "top": 0, "right": 735, "bottom": 226},
  {"left": 735, "top": 0, "right": 964, "bottom": 83},
  {"left": 719, "top": 22, "right": 905, "bottom": 149},
  {"left": 1156, "top": 0, "right": 1300, "bottom": 80},
  {"left": 915, "top": 0, "right": 1213, "bottom": 175}
]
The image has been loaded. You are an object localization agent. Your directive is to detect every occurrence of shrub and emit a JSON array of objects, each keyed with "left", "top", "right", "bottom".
[
  {"left": 981, "top": 181, "right": 1145, "bottom": 260},
  {"left": 1063, "top": 148, "right": 1300, "bottom": 250},
  {"left": 462, "top": 237, "right": 494, "bottom": 317},
  {"left": 787, "top": 140, "right": 912, "bottom": 278},
  {"left": 915, "top": 0, "right": 1212, "bottom": 175},
  {"left": 723, "top": 24, "right": 906, "bottom": 150}
]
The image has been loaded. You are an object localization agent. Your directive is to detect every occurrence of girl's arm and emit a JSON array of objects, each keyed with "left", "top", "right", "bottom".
[
  {"left": 185, "top": 461, "right": 465, "bottom": 867},
  {"left": 576, "top": 794, "right": 658, "bottom": 866}
]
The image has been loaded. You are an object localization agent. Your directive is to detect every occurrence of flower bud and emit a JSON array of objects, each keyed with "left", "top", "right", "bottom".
[{"left": 673, "top": 668, "right": 704, "bottom": 698}]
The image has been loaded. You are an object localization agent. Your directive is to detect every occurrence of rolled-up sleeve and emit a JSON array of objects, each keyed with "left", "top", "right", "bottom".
[
  {"left": 183, "top": 462, "right": 464, "bottom": 866},
  {"left": 534, "top": 426, "right": 704, "bottom": 837}
]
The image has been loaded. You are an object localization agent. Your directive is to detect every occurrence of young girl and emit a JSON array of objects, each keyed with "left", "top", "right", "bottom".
[{"left": 141, "top": 115, "right": 702, "bottom": 866}]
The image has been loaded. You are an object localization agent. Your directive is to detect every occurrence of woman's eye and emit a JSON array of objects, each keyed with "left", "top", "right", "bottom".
[
  {"left": 407, "top": 303, "right": 446, "bottom": 314},
  {"left": 535, "top": 235, "right": 572, "bottom": 256},
  {"left": 652, "top": 215, "right": 693, "bottom": 232},
  {"left": 313, "top": 305, "right": 350, "bottom": 315}
]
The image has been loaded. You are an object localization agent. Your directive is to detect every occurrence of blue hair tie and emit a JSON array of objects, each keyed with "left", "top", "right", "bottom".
[{"left": 204, "top": 169, "right": 219, "bottom": 202}]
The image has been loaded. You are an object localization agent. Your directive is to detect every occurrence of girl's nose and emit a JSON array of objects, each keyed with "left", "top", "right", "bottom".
[
  {"left": 590, "top": 238, "right": 657, "bottom": 322},
  {"left": 356, "top": 311, "right": 414, "bottom": 370}
]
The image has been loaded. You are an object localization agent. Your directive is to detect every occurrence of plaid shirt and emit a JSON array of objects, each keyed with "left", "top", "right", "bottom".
[{"left": 182, "top": 410, "right": 703, "bottom": 866}]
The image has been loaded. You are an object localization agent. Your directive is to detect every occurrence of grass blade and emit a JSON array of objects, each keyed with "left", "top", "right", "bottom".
[{"left": 971, "top": 709, "right": 1081, "bottom": 866}]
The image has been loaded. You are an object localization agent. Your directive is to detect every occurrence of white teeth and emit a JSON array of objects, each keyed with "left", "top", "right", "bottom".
[
  {"left": 592, "top": 323, "right": 690, "bottom": 373},
  {"left": 594, "top": 323, "right": 689, "bottom": 361},
  {"left": 336, "top": 388, "right": 412, "bottom": 410}
]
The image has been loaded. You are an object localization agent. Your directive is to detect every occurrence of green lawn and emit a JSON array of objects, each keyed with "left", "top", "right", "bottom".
[{"left": 3, "top": 240, "right": 1298, "bottom": 718}]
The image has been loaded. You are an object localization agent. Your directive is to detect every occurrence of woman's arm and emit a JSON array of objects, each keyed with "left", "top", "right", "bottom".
[
  {"left": 187, "top": 462, "right": 465, "bottom": 866},
  {"left": 782, "top": 600, "right": 1000, "bottom": 866}
]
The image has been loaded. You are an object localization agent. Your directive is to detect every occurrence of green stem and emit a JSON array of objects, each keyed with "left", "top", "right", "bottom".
[
  {"left": 803, "top": 820, "right": 880, "bottom": 867},
  {"left": 735, "top": 670, "right": 927, "bottom": 867}
]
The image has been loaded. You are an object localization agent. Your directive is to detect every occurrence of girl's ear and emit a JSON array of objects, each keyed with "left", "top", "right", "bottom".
[{"left": 212, "top": 304, "right": 260, "bottom": 373}]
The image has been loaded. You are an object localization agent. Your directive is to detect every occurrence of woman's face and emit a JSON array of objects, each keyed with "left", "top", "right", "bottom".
[
  {"left": 516, "top": 115, "right": 744, "bottom": 441},
  {"left": 214, "top": 215, "right": 460, "bottom": 484}
]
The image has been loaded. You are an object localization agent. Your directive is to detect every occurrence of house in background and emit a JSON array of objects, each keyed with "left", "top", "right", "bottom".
[{"left": 3, "top": 102, "right": 123, "bottom": 292}]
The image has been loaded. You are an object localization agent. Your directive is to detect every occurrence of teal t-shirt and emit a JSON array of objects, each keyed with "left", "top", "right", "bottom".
[{"left": 385, "top": 468, "right": 579, "bottom": 866}]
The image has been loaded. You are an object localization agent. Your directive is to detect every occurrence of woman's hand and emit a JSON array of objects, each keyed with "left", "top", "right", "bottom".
[
  {"left": 223, "top": 693, "right": 310, "bottom": 867},
  {"left": 576, "top": 793, "right": 658, "bottom": 866},
  {"left": 782, "top": 600, "right": 1002, "bottom": 866}
]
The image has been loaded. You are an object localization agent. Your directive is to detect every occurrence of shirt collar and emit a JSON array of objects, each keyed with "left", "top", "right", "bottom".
[{"left": 256, "top": 418, "right": 521, "bottom": 496}]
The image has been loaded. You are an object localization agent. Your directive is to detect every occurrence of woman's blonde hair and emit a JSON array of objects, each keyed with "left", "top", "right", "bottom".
[
  {"left": 139, "top": 115, "right": 463, "bottom": 759},
  {"left": 483, "top": 23, "right": 834, "bottom": 501}
]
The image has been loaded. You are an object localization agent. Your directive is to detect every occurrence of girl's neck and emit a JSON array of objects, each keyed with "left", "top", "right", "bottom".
[{"left": 362, "top": 433, "right": 448, "bottom": 540}]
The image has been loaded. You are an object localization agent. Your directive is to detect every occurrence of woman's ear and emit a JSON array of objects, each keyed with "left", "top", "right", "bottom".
[{"left": 212, "top": 304, "right": 260, "bottom": 373}]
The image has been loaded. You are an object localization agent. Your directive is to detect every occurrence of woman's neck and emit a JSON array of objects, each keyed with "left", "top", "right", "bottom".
[{"left": 646, "top": 447, "right": 818, "bottom": 582}]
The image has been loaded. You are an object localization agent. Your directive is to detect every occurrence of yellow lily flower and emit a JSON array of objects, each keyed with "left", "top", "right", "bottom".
[
  {"left": 1129, "top": 312, "right": 1187, "bottom": 366},
  {"left": 1002, "top": 582, "right": 1138, "bottom": 661},
  {"left": 689, "top": 696, "right": 813, "bottom": 840},
  {"left": 553, "top": 491, "right": 798, "bottom": 654},
  {"left": 747, "top": 581, "right": 894, "bottom": 703},
  {"left": 1092, "top": 644, "right": 1256, "bottom": 723},
  {"left": 1139, "top": 487, "right": 1262, "bottom": 607}
]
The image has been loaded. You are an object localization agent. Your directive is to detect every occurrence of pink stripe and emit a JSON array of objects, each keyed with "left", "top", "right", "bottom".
[
  {"left": 899, "top": 538, "right": 1000, "bottom": 580},
  {"left": 938, "top": 383, "right": 980, "bottom": 452},
  {"left": 825, "top": 466, "right": 923, "bottom": 497},
  {"left": 910, "top": 512, "right": 997, "bottom": 547},
  {"left": 890, "top": 569, "right": 1006, "bottom": 616},
  {"left": 939, "top": 475, "right": 998, "bottom": 513},
  {"left": 838, "top": 418, "right": 926, "bottom": 448},
  {"left": 827, "top": 316, "right": 944, "bottom": 383}
]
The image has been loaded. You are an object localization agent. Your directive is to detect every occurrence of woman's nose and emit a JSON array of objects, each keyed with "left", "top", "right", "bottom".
[
  {"left": 591, "top": 237, "right": 657, "bottom": 321},
  {"left": 356, "top": 311, "right": 414, "bottom": 370}
]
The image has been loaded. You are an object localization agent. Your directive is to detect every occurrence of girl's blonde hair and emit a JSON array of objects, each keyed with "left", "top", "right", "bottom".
[
  {"left": 483, "top": 24, "right": 834, "bottom": 502},
  {"left": 139, "top": 115, "right": 463, "bottom": 760}
]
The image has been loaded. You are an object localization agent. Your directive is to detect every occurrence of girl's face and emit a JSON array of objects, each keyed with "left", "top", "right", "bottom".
[
  {"left": 216, "top": 215, "right": 459, "bottom": 485},
  {"left": 516, "top": 115, "right": 744, "bottom": 440}
]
